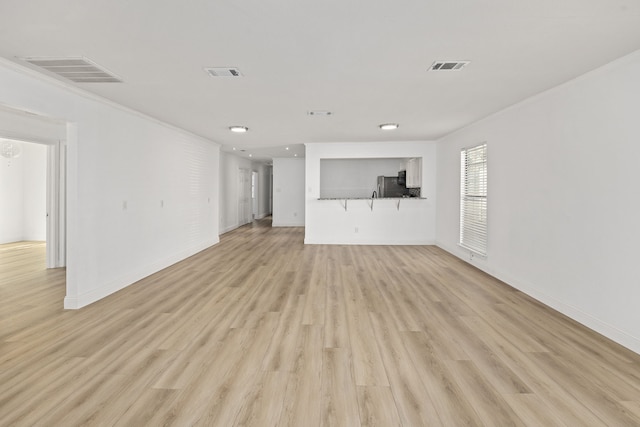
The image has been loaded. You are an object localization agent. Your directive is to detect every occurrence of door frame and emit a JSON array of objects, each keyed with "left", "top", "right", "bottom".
[{"left": 0, "top": 103, "right": 67, "bottom": 268}]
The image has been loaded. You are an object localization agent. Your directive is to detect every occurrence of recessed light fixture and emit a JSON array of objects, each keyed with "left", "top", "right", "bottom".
[
  {"left": 308, "top": 111, "right": 332, "bottom": 116},
  {"left": 229, "top": 126, "right": 248, "bottom": 133},
  {"left": 249, "top": 154, "right": 253, "bottom": 157},
  {"left": 285, "top": 147, "right": 289, "bottom": 150},
  {"left": 379, "top": 123, "right": 399, "bottom": 130},
  {"left": 294, "top": 154, "right": 298, "bottom": 157},
  {"left": 232, "top": 147, "right": 237, "bottom": 151}
]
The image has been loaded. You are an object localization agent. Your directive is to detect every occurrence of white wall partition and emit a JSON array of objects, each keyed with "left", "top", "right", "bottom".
[
  {"left": 436, "top": 50, "right": 640, "bottom": 353},
  {"left": 272, "top": 158, "right": 305, "bottom": 227},
  {"left": 0, "top": 59, "right": 220, "bottom": 309},
  {"left": 305, "top": 141, "right": 436, "bottom": 245}
]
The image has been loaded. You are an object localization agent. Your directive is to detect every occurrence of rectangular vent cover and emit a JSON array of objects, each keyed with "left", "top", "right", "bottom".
[
  {"left": 22, "top": 57, "right": 122, "bottom": 83},
  {"left": 429, "top": 61, "right": 470, "bottom": 71},
  {"left": 204, "top": 67, "right": 243, "bottom": 77}
]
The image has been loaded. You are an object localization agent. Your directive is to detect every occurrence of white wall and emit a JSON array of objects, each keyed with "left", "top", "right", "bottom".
[
  {"left": 0, "top": 142, "right": 25, "bottom": 243},
  {"left": 0, "top": 141, "right": 47, "bottom": 243},
  {"left": 219, "top": 151, "right": 253, "bottom": 233},
  {"left": 436, "top": 50, "right": 640, "bottom": 353},
  {"left": 22, "top": 142, "right": 47, "bottom": 240},
  {"left": 0, "top": 59, "right": 220, "bottom": 309},
  {"left": 305, "top": 141, "right": 436, "bottom": 245},
  {"left": 272, "top": 157, "right": 305, "bottom": 227}
]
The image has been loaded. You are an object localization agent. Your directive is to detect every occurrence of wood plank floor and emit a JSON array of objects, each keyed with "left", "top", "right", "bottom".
[{"left": 2, "top": 220, "right": 640, "bottom": 426}]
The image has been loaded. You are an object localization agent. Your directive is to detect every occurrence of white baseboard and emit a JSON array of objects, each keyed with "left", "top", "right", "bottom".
[
  {"left": 64, "top": 237, "right": 219, "bottom": 309},
  {"left": 272, "top": 221, "right": 304, "bottom": 227},
  {"left": 305, "top": 237, "right": 434, "bottom": 245},
  {"left": 435, "top": 240, "right": 640, "bottom": 355},
  {"left": 220, "top": 223, "right": 240, "bottom": 234}
]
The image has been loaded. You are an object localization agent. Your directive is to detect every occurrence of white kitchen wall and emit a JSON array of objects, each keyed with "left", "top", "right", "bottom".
[
  {"left": 436, "top": 50, "right": 640, "bottom": 353},
  {"left": 0, "top": 141, "right": 46, "bottom": 244},
  {"left": 272, "top": 158, "right": 305, "bottom": 227},
  {"left": 219, "top": 151, "right": 253, "bottom": 233},
  {"left": 0, "top": 59, "right": 220, "bottom": 309},
  {"left": 320, "top": 158, "right": 406, "bottom": 198},
  {"left": 305, "top": 141, "right": 436, "bottom": 244}
]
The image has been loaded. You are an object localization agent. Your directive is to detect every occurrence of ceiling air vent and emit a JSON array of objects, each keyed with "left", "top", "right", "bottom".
[
  {"left": 22, "top": 57, "right": 122, "bottom": 83},
  {"left": 204, "top": 67, "right": 243, "bottom": 77},
  {"left": 429, "top": 61, "right": 470, "bottom": 71}
]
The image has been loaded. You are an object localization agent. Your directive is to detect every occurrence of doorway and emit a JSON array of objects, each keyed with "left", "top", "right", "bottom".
[
  {"left": 0, "top": 140, "right": 47, "bottom": 248},
  {"left": 0, "top": 104, "right": 67, "bottom": 269}
]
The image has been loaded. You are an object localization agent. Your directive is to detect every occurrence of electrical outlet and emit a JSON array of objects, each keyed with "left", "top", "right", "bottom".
[
  {"left": 355, "top": 227, "right": 359, "bottom": 233},
  {"left": 122, "top": 200, "right": 127, "bottom": 210}
]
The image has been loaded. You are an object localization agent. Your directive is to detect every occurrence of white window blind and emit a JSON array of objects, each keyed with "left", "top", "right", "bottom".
[{"left": 460, "top": 143, "right": 487, "bottom": 256}]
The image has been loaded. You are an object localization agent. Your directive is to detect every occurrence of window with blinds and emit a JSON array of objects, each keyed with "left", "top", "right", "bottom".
[{"left": 460, "top": 143, "right": 487, "bottom": 256}]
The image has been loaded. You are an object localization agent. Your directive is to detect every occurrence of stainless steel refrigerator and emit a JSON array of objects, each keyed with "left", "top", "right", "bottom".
[{"left": 377, "top": 176, "right": 407, "bottom": 198}]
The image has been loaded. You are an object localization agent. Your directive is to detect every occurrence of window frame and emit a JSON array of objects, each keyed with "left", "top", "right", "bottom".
[{"left": 459, "top": 142, "right": 488, "bottom": 257}]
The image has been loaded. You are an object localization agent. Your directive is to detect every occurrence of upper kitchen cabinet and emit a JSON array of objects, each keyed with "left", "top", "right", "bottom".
[{"left": 406, "top": 158, "right": 422, "bottom": 188}]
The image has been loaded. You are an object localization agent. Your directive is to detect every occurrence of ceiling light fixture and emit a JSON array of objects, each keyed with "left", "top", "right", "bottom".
[
  {"left": 285, "top": 147, "right": 289, "bottom": 150},
  {"left": 229, "top": 126, "right": 248, "bottom": 133},
  {"left": 379, "top": 123, "right": 399, "bottom": 130},
  {"left": 1, "top": 141, "right": 22, "bottom": 159}
]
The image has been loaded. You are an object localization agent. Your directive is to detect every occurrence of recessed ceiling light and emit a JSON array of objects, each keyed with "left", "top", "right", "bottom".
[
  {"left": 285, "top": 147, "right": 289, "bottom": 150},
  {"left": 379, "top": 123, "right": 399, "bottom": 130},
  {"left": 229, "top": 126, "right": 248, "bottom": 133},
  {"left": 308, "top": 111, "right": 332, "bottom": 116},
  {"left": 232, "top": 147, "right": 237, "bottom": 151},
  {"left": 249, "top": 154, "right": 252, "bottom": 157},
  {"left": 294, "top": 154, "right": 298, "bottom": 157}
]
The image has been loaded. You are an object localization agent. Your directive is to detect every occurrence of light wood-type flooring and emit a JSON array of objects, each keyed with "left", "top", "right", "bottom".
[{"left": 2, "top": 219, "right": 640, "bottom": 426}]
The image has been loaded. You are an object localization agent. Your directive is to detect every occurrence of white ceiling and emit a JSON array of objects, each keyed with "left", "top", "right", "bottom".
[{"left": 1, "top": 0, "right": 639, "bottom": 161}]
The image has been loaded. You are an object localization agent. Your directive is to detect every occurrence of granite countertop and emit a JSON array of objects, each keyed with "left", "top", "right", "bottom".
[{"left": 318, "top": 197, "right": 426, "bottom": 200}]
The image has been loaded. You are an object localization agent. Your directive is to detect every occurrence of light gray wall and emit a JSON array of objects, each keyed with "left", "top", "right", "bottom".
[
  {"left": 436, "top": 49, "right": 640, "bottom": 353},
  {"left": 320, "top": 158, "right": 405, "bottom": 199},
  {"left": 272, "top": 158, "right": 305, "bottom": 227}
]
